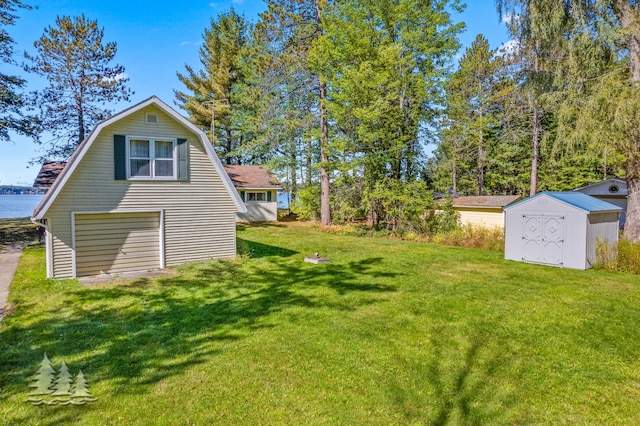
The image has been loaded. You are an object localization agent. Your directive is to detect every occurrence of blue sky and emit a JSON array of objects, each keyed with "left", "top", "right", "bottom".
[{"left": 0, "top": 0, "right": 509, "bottom": 186}]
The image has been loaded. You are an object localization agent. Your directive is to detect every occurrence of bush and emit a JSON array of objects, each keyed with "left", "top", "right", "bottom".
[
  {"left": 595, "top": 238, "right": 640, "bottom": 274},
  {"left": 431, "top": 224, "right": 505, "bottom": 251},
  {"left": 290, "top": 185, "right": 321, "bottom": 221}
]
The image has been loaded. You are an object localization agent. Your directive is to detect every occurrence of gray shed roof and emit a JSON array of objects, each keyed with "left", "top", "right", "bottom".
[
  {"left": 504, "top": 191, "right": 622, "bottom": 213},
  {"left": 452, "top": 195, "right": 521, "bottom": 208}
]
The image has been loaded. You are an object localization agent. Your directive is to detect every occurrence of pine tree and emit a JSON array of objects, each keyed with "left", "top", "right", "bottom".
[
  {"left": 50, "top": 361, "right": 73, "bottom": 402},
  {"left": 0, "top": 0, "right": 36, "bottom": 141},
  {"left": 175, "top": 8, "right": 250, "bottom": 163},
  {"left": 25, "top": 14, "right": 132, "bottom": 161},
  {"left": 69, "top": 369, "right": 97, "bottom": 404},
  {"left": 25, "top": 353, "right": 56, "bottom": 404}
]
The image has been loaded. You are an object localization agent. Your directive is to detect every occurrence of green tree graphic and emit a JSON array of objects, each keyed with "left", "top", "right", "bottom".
[
  {"left": 24, "top": 354, "right": 97, "bottom": 406},
  {"left": 24, "top": 353, "right": 56, "bottom": 404},
  {"left": 50, "top": 361, "right": 73, "bottom": 402},
  {"left": 69, "top": 370, "right": 97, "bottom": 404}
]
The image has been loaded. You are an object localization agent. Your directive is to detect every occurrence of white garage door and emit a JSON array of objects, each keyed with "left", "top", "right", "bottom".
[{"left": 74, "top": 212, "right": 161, "bottom": 277}]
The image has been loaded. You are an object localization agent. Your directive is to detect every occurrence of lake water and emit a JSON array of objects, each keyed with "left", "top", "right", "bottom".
[
  {"left": 0, "top": 195, "right": 44, "bottom": 219},
  {"left": 0, "top": 192, "right": 287, "bottom": 219}
]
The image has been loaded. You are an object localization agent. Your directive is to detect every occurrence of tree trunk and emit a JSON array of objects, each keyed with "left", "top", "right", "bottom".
[
  {"left": 624, "top": 152, "right": 640, "bottom": 241},
  {"left": 319, "top": 82, "right": 331, "bottom": 226},
  {"left": 315, "top": 1, "right": 331, "bottom": 226},
  {"left": 616, "top": 1, "right": 640, "bottom": 242},
  {"left": 477, "top": 109, "right": 484, "bottom": 196},
  {"left": 530, "top": 104, "right": 540, "bottom": 196}
]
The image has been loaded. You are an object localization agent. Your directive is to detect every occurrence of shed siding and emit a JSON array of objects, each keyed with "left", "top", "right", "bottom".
[
  {"left": 586, "top": 212, "right": 619, "bottom": 267},
  {"left": 505, "top": 193, "right": 620, "bottom": 270},
  {"left": 46, "top": 104, "right": 237, "bottom": 278},
  {"left": 456, "top": 207, "right": 504, "bottom": 228}
]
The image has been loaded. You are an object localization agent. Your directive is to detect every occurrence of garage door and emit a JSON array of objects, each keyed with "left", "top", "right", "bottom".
[{"left": 75, "top": 212, "right": 161, "bottom": 277}]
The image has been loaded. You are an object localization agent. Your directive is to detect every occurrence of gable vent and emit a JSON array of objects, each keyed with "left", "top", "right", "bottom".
[{"left": 146, "top": 113, "right": 158, "bottom": 124}]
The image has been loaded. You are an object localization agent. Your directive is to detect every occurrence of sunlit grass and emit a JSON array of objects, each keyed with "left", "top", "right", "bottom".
[{"left": 1, "top": 222, "right": 639, "bottom": 424}]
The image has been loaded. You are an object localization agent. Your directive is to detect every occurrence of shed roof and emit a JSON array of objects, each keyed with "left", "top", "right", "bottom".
[
  {"left": 504, "top": 191, "right": 622, "bottom": 213},
  {"left": 452, "top": 195, "right": 521, "bottom": 209},
  {"left": 222, "top": 165, "right": 281, "bottom": 189},
  {"left": 33, "top": 161, "right": 67, "bottom": 188}
]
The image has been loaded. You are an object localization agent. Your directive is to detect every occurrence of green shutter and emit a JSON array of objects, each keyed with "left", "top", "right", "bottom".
[
  {"left": 114, "top": 135, "right": 126, "bottom": 180},
  {"left": 267, "top": 191, "right": 272, "bottom": 202},
  {"left": 240, "top": 191, "right": 245, "bottom": 201},
  {"left": 177, "top": 138, "right": 189, "bottom": 181}
]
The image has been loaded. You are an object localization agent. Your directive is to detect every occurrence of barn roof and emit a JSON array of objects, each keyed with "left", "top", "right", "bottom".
[
  {"left": 33, "top": 161, "right": 67, "bottom": 188},
  {"left": 451, "top": 195, "right": 521, "bottom": 209},
  {"left": 504, "top": 191, "right": 622, "bottom": 213},
  {"left": 222, "top": 165, "right": 281, "bottom": 189}
]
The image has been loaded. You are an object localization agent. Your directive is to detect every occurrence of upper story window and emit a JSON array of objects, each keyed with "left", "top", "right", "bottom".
[{"left": 127, "top": 137, "right": 177, "bottom": 180}]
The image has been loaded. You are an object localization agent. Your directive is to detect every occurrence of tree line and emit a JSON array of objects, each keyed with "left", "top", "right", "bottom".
[{"left": 1, "top": 0, "right": 639, "bottom": 242}]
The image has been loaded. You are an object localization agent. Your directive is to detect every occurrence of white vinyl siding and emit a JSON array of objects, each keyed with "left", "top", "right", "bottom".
[
  {"left": 75, "top": 212, "right": 160, "bottom": 277},
  {"left": 45, "top": 104, "right": 237, "bottom": 278}
]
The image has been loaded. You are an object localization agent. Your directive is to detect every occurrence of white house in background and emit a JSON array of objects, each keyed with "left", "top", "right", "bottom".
[
  {"left": 31, "top": 96, "right": 246, "bottom": 279},
  {"left": 223, "top": 165, "right": 281, "bottom": 222},
  {"left": 451, "top": 195, "right": 522, "bottom": 229},
  {"left": 504, "top": 192, "right": 621, "bottom": 270},
  {"left": 574, "top": 178, "right": 627, "bottom": 228}
]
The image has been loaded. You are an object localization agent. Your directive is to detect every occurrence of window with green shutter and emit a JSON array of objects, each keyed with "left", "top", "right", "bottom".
[{"left": 114, "top": 135, "right": 189, "bottom": 181}]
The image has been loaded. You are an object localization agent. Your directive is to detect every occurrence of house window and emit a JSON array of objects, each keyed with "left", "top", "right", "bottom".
[
  {"left": 246, "top": 192, "right": 266, "bottom": 202},
  {"left": 127, "top": 137, "right": 176, "bottom": 179}
]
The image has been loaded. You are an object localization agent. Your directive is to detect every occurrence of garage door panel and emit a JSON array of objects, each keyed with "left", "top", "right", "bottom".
[{"left": 75, "top": 212, "right": 161, "bottom": 277}]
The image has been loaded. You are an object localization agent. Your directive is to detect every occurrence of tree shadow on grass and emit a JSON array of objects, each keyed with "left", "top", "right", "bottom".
[
  {"left": 388, "top": 326, "right": 517, "bottom": 424},
  {"left": 236, "top": 238, "right": 298, "bottom": 258},
  {"left": 0, "top": 254, "right": 397, "bottom": 425}
]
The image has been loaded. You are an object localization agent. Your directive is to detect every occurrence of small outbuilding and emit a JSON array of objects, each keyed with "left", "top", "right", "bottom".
[
  {"left": 574, "top": 178, "right": 627, "bottom": 228},
  {"left": 504, "top": 192, "right": 622, "bottom": 270},
  {"left": 451, "top": 195, "right": 521, "bottom": 229},
  {"left": 32, "top": 96, "right": 246, "bottom": 279},
  {"left": 223, "top": 165, "right": 281, "bottom": 222}
]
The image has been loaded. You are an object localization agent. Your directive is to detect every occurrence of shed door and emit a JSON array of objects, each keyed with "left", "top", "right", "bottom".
[
  {"left": 522, "top": 215, "right": 564, "bottom": 266},
  {"left": 75, "top": 212, "right": 161, "bottom": 277}
]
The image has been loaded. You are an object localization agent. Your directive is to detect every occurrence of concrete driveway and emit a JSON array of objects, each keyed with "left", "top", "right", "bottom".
[{"left": 0, "top": 244, "right": 23, "bottom": 321}]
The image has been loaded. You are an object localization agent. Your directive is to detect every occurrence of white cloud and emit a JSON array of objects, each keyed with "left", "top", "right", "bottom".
[
  {"left": 502, "top": 12, "right": 515, "bottom": 25},
  {"left": 498, "top": 39, "right": 520, "bottom": 55},
  {"left": 208, "top": 2, "right": 219, "bottom": 7},
  {"left": 102, "top": 73, "right": 129, "bottom": 83}
]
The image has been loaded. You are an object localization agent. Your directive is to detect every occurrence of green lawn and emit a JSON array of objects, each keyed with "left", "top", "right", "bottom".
[{"left": 1, "top": 222, "right": 640, "bottom": 424}]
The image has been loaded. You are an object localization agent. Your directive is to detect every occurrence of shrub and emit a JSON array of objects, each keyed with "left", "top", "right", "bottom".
[
  {"left": 595, "top": 238, "right": 640, "bottom": 274},
  {"left": 431, "top": 224, "right": 505, "bottom": 251}
]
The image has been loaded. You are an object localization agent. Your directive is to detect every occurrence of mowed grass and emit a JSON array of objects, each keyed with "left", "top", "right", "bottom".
[{"left": 1, "top": 222, "right": 640, "bottom": 425}]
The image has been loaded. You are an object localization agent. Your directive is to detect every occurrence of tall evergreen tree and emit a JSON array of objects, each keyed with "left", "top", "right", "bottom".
[
  {"left": 175, "top": 8, "right": 251, "bottom": 164},
  {"left": 0, "top": 0, "right": 35, "bottom": 141},
  {"left": 445, "top": 34, "right": 503, "bottom": 195},
  {"left": 25, "top": 14, "right": 132, "bottom": 160}
]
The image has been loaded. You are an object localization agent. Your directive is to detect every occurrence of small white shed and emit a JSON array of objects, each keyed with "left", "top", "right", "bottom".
[{"left": 504, "top": 192, "right": 622, "bottom": 270}]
